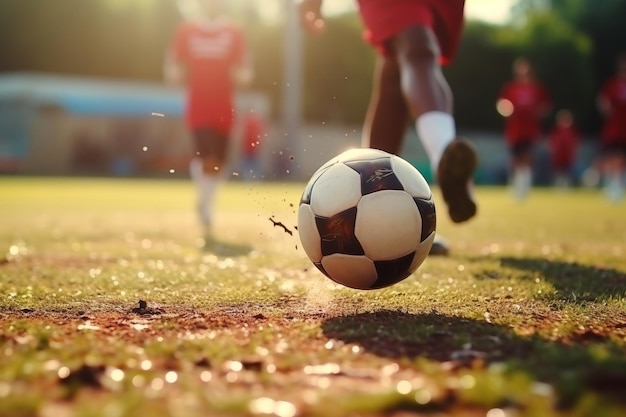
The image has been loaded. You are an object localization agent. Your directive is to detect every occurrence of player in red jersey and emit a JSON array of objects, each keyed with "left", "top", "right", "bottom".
[
  {"left": 597, "top": 54, "right": 626, "bottom": 201},
  {"left": 497, "top": 57, "right": 552, "bottom": 200},
  {"left": 547, "top": 109, "right": 579, "bottom": 188},
  {"left": 299, "top": 0, "right": 478, "bottom": 256},
  {"left": 165, "top": 0, "right": 252, "bottom": 242},
  {"left": 239, "top": 110, "right": 266, "bottom": 181}
]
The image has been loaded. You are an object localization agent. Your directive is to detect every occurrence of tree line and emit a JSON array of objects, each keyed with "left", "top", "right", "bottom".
[{"left": 0, "top": 0, "right": 624, "bottom": 133}]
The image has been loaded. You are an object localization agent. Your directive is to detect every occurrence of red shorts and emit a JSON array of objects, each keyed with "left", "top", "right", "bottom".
[{"left": 356, "top": 0, "right": 465, "bottom": 64}]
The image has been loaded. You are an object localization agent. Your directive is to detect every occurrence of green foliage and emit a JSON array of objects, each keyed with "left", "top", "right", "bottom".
[
  {"left": 302, "top": 14, "right": 375, "bottom": 124},
  {"left": 496, "top": 12, "right": 595, "bottom": 130},
  {"left": 0, "top": 0, "right": 624, "bottom": 131}
]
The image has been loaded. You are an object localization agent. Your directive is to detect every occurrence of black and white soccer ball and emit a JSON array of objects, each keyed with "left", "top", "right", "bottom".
[{"left": 297, "top": 148, "right": 436, "bottom": 290}]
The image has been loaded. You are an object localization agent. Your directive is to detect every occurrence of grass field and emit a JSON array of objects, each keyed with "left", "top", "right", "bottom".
[{"left": 1, "top": 176, "right": 626, "bottom": 417}]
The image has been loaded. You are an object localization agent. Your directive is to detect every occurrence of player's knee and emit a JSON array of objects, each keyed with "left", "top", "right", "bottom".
[{"left": 395, "top": 26, "right": 440, "bottom": 66}]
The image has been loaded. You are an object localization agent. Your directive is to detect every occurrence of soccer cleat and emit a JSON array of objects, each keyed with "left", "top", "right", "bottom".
[
  {"left": 437, "top": 138, "right": 478, "bottom": 223},
  {"left": 428, "top": 235, "right": 450, "bottom": 256}
]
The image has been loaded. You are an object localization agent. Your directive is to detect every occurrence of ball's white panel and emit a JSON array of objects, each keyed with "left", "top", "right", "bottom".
[
  {"left": 390, "top": 155, "right": 432, "bottom": 199},
  {"left": 321, "top": 254, "right": 378, "bottom": 289},
  {"left": 335, "top": 147, "right": 391, "bottom": 163},
  {"left": 409, "top": 231, "right": 436, "bottom": 273},
  {"left": 297, "top": 204, "right": 322, "bottom": 262},
  {"left": 310, "top": 163, "right": 362, "bottom": 217},
  {"left": 355, "top": 190, "right": 421, "bottom": 260}
]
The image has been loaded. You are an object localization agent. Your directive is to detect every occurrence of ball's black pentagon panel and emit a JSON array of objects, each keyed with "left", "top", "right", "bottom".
[
  {"left": 315, "top": 207, "right": 364, "bottom": 256},
  {"left": 300, "top": 164, "right": 333, "bottom": 205},
  {"left": 345, "top": 157, "right": 404, "bottom": 196},
  {"left": 413, "top": 197, "right": 436, "bottom": 242},
  {"left": 371, "top": 252, "right": 416, "bottom": 289}
]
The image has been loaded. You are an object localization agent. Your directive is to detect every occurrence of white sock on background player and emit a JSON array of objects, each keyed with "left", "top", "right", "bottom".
[
  {"left": 604, "top": 171, "right": 624, "bottom": 202},
  {"left": 512, "top": 166, "right": 532, "bottom": 201},
  {"left": 189, "top": 158, "right": 218, "bottom": 228}
]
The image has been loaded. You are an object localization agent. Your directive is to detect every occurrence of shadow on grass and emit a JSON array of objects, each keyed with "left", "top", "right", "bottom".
[
  {"left": 499, "top": 257, "right": 626, "bottom": 301},
  {"left": 322, "top": 309, "right": 626, "bottom": 405},
  {"left": 202, "top": 239, "right": 254, "bottom": 257}
]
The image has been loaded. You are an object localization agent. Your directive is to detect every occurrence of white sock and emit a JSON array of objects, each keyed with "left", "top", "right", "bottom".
[
  {"left": 416, "top": 111, "right": 456, "bottom": 173},
  {"left": 604, "top": 172, "right": 624, "bottom": 202},
  {"left": 198, "top": 174, "right": 219, "bottom": 227},
  {"left": 189, "top": 158, "right": 203, "bottom": 184},
  {"left": 512, "top": 166, "right": 532, "bottom": 200},
  {"left": 190, "top": 158, "right": 220, "bottom": 227}
]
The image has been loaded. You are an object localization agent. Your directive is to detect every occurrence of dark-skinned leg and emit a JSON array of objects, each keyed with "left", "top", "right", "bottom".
[
  {"left": 362, "top": 55, "right": 408, "bottom": 154},
  {"left": 362, "top": 44, "right": 451, "bottom": 255},
  {"left": 393, "top": 25, "right": 477, "bottom": 223},
  {"left": 393, "top": 25, "right": 451, "bottom": 117}
]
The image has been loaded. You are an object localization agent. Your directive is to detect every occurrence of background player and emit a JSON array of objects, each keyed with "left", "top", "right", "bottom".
[
  {"left": 547, "top": 109, "right": 579, "bottom": 188},
  {"left": 239, "top": 110, "right": 266, "bottom": 181},
  {"left": 597, "top": 54, "right": 626, "bottom": 202},
  {"left": 497, "top": 57, "right": 552, "bottom": 201},
  {"left": 164, "top": 0, "right": 253, "bottom": 245},
  {"left": 299, "top": 0, "right": 478, "bottom": 256}
]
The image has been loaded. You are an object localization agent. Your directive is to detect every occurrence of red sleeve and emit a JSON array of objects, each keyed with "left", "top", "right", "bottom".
[{"left": 170, "top": 24, "right": 190, "bottom": 62}]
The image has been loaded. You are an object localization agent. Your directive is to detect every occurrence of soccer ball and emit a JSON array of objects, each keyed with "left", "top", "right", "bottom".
[{"left": 297, "top": 148, "right": 436, "bottom": 290}]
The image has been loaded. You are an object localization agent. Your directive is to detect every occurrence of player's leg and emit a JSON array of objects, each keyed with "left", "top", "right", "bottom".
[
  {"left": 361, "top": 55, "right": 408, "bottom": 154},
  {"left": 392, "top": 24, "right": 477, "bottom": 223},
  {"left": 510, "top": 142, "right": 533, "bottom": 200},
  {"left": 361, "top": 54, "right": 448, "bottom": 255},
  {"left": 190, "top": 129, "right": 229, "bottom": 232},
  {"left": 603, "top": 144, "right": 626, "bottom": 201}
]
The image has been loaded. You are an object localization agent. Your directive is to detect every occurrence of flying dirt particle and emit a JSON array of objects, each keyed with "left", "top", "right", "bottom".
[
  {"left": 58, "top": 364, "right": 105, "bottom": 389},
  {"left": 269, "top": 217, "right": 293, "bottom": 236},
  {"left": 151, "top": 112, "right": 165, "bottom": 117},
  {"left": 130, "top": 300, "right": 163, "bottom": 316},
  {"left": 195, "top": 358, "right": 212, "bottom": 368},
  {"left": 241, "top": 359, "right": 264, "bottom": 371},
  {"left": 289, "top": 155, "right": 295, "bottom": 160}
]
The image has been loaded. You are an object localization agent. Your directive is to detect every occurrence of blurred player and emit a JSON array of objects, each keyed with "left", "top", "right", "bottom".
[
  {"left": 497, "top": 57, "right": 552, "bottom": 200},
  {"left": 299, "top": 0, "right": 478, "bottom": 256},
  {"left": 164, "top": 0, "right": 253, "bottom": 243},
  {"left": 547, "top": 109, "right": 579, "bottom": 188},
  {"left": 239, "top": 110, "right": 266, "bottom": 181},
  {"left": 597, "top": 54, "right": 626, "bottom": 202}
]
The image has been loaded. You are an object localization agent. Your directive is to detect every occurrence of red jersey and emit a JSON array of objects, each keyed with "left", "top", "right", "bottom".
[
  {"left": 498, "top": 81, "right": 551, "bottom": 145},
  {"left": 599, "top": 76, "right": 626, "bottom": 144},
  {"left": 170, "top": 20, "right": 247, "bottom": 133},
  {"left": 548, "top": 125, "right": 579, "bottom": 170},
  {"left": 356, "top": 0, "right": 465, "bottom": 64}
]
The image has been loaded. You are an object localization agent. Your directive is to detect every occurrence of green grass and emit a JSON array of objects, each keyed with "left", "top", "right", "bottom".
[{"left": 1, "top": 176, "right": 625, "bottom": 417}]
